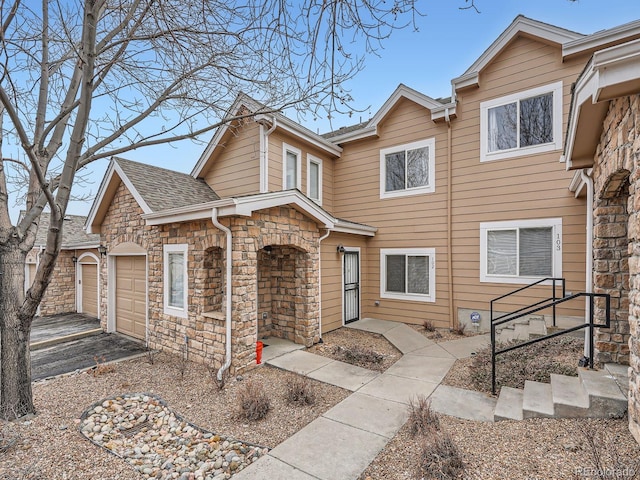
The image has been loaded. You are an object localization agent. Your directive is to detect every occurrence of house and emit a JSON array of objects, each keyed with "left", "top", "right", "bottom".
[
  {"left": 85, "top": 16, "right": 640, "bottom": 440},
  {"left": 25, "top": 213, "right": 101, "bottom": 317}
]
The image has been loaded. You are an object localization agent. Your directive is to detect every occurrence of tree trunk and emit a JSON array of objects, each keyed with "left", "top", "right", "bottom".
[{"left": 0, "top": 242, "right": 35, "bottom": 419}]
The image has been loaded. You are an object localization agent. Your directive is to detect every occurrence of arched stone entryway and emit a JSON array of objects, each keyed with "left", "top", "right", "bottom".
[{"left": 593, "top": 169, "right": 631, "bottom": 365}]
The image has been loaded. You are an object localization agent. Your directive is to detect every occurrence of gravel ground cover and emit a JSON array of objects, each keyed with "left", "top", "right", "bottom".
[
  {"left": 410, "top": 324, "right": 478, "bottom": 343},
  {"left": 0, "top": 352, "right": 349, "bottom": 480},
  {"left": 361, "top": 415, "right": 640, "bottom": 480},
  {"left": 443, "top": 336, "right": 584, "bottom": 393},
  {"left": 307, "top": 327, "right": 401, "bottom": 372}
]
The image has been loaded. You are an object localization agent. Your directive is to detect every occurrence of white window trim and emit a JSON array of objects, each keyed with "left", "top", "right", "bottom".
[
  {"left": 379, "top": 138, "right": 435, "bottom": 199},
  {"left": 480, "top": 218, "right": 562, "bottom": 284},
  {"left": 380, "top": 248, "right": 436, "bottom": 302},
  {"left": 282, "top": 142, "right": 302, "bottom": 190},
  {"left": 307, "top": 154, "right": 323, "bottom": 205},
  {"left": 480, "top": 81, "right": 563, "bottom": 162},
  {"left": 163, "top": 244, "right": 188, "bottom": 318}
]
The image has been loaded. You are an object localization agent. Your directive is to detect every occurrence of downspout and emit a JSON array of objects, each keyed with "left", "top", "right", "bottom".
[
  {"left": 259, "top": 117, "right": 277, "bottom": 193},
  {"left": 580, "top": 168, "right": 594, "bottom": 359},
  {"left": 212, "top": 207, "right": 233, "bottom": 381},
  {"left": 445, "top": 108, "right": 455, "bottom": 327},
  {"left": 318, "top": 229, "right": 331, "bottom": 342}
]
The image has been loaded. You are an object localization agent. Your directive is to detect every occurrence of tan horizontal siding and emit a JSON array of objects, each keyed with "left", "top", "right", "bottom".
[{"left": 204, "top": 120, "right": 260, "bottom": 197}]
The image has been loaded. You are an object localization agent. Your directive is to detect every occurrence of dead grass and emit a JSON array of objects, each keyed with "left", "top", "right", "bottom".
[
  {"left": 407, "top": 395, "right": 440, "bottom": 436},
  {"left": 285, "top": 376, "right": 316, "bottom": 406}
]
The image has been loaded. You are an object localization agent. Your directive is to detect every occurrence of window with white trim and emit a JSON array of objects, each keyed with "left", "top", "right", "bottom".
[
  {"left": 380, "top": 248, "right": 435, "bottom": 302},
  {"left": 480, "top": 81, "right": 563, "bottom": 162},
  {"left": 163, "top": 244, "right": 188, "bottom": 318},
  {"left": 380, "top": 138, "right": 435, "bottom": 199},
  {"left": 283, "top": 143, "right": 301, "bottom": 190},
  {"left": 480, "top": 218, "right": 562, "bottom": 284},
  {"left": 307, "top": 155, "right": 322, "bottom": 204}
]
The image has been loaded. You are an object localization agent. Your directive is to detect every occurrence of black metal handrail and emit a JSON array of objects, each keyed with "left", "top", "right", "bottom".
[
  {"left": 491, "top": 277, "right": 565, "bottom": 328},
  {"left": 491, "top": 291, "right": 611, "bottom": 395}
]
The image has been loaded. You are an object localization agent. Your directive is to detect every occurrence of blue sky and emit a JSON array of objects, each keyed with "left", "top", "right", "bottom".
[{"left": 27, "top": 0, "right": 640, "bottom": 221}]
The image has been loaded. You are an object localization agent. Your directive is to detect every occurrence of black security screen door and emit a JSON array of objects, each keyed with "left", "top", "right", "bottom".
[{"left": 343, "top": 251, "right": 360, "bottom": 323}]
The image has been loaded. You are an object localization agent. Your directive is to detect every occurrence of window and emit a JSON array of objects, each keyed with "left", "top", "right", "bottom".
[
  {"left": 282, "top": 143, "right": 301, "bottom": 190},
  {"left": 163, "top": 244, "right": 188, "bottom": 318},
  {"left": 380, "top": 248, "right": 435, "bottom": 302},
  {"left": 480, "top": 81, "right": 563, "bottom": 162},
  {"left": 307, "top": 155, "right": 322, "bottom": 204},
  {"left": 480, "top": 218, "right": 562, "bottom": 284},
  {"left": 380, "top": 138, "right": 435, "bottom": 199}
]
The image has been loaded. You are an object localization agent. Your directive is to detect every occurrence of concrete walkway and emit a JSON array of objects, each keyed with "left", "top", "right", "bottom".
[{"left": 234, "top": 319, "right": 492, "bottom": 480}]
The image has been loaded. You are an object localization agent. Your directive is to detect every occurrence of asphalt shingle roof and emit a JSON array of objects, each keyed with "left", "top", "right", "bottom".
[
  {"left": 115, "top": 157, "right": 220, "bottom": 212},
  {"left": 29, "top": 212, "right": 100, "bottom": 248}
]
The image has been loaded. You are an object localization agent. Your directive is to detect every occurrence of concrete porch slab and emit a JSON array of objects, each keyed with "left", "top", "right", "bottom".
[
  {"left": 323, "top": 393, "right": 408, "bottom": 439},
  {"left": 430, "top": 384, "right": 497, "bottom": 422},
  {"left": 268, "top": 416, "right": 388, "bottom": 480},
  {"left": 357, "top": 373, "right": 439, "bottom": 405},
  {"left": 231, "top": 455, "right": 319, "bottom": 480},
  {"left": 383, "top": 323, "right": 434, "bottom": 353},
  {"left": 266, "top": 350, "right": 333, "bottom": 375},
  {"left": 345, "top": 318, "right": 399, "bottom": 335},
  {"left": 439, "top": 334, "right": 490, "bottom": 359},
  {"left": 260, "top": 337, "right": 304, "bottom": 363},
  {"left": 307, "top": 360, "right": 379, "bottom": 391},
  {"left": 384, "top": 354, "right": 455, "bottom": 384}
]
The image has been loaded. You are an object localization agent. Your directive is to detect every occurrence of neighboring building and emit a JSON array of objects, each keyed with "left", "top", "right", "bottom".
[
  {"left": 84, "top": 16, "right": 640, "bottom": 440},
  {"left": 25, "top": 213, "right": 101, "bottom": 317}
]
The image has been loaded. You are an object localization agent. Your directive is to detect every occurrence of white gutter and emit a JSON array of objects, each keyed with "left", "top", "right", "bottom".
[
  {"left": 580, "top": 169, "right": 594, "bottom": 359},
  {"left": 317, "top": 229, "right": 331, "bottom": 341},
  {"left": 212, "top": 207, "right": 233, "bottom": 381},
  {"left": 259, "top": 117, "right": 277, "bottom": 193}
]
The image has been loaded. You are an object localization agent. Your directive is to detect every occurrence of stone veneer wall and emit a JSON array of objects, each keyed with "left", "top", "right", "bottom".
[
  {"left": 27, "top": 248, "right": 76, "bottom": 316},
  {"left": 100, "top": 183, "right": 321, "bottom": 375},
  {"left": 593, "top": 194, "right": 630, "bottom": 365},
  {"left": 592, "top": 94, "right": 640, "bottom": 443}
]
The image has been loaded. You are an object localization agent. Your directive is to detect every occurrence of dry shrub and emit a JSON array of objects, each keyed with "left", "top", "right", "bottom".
[
  {"left": 423, "top": 320, "right": 436, "bottom": 332},
  {"left": 333, "top": 345, "right": 384, "bottom": 366},
  {"left": 90, "top": 355, "right": 115, "bottom": 377},
  {"left": 450, "top": 323, "right": 466, "bottom": 336},
  {"left": 285, "top": 376, "right": 316, "bottom": 406},
  {"left": 237, "top": 380, "right": 271, "bottom": 421},
  {"left": 469, "top": 336, "right": 581, "bottom": 393},
  {"left": 417, "top": 430, "right": 465, "bottom": 480},
  {"left": 408, "top": 395, "right": 439, "bottom": 436}
]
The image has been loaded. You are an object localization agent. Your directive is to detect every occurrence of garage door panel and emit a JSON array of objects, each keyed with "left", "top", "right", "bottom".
[{"left": 115, "top": 256, "right": 146, "bottom": 340}]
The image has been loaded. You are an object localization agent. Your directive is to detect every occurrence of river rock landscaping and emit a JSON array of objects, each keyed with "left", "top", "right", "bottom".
[{"left": 80, "top": 394, "right": 268, "bottom": 479}]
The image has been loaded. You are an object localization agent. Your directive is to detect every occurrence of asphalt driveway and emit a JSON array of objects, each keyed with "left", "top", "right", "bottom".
[{"left": 30, "top": 314, "right": 146, "bottom": 381}]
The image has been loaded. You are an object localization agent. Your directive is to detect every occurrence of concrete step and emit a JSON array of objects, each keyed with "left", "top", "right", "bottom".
[
  {"left": 579, "top": 368, "right": 628, "bottom": 418},
  {"left": 527, "top": 317, "right": 547, "bottom": 337},
  {"left": 551, "top": 374, "right": 590, "bottom": 418},
  {"left": 522, "top": 380, "right": 555, "bottom": 418},
  {"left": 513, "top": 323, "right": 531, "bottom": 340},
  {"left": 494, "top": 387, "right": 524, "bottom": 421}
]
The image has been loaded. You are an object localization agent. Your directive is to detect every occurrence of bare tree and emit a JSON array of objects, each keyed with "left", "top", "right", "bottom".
[{"left": 0, "top": 0, "right": 422, "bottom": 419}]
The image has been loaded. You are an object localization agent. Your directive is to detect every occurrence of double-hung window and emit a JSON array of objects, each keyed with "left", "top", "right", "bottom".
[
  {"left": 480, "top": 218, "right": 562, "bottom": 284},
  {"left": 380, "top": 138, "right": 435, "bottom": 199},
  {"left": 480, "top": 81, "right": 563, "bottom": 162},
  {"left": 380, "top": 248, "right": 435, "bottom": 302},
  {"left": 283, "top": 143, "right": 302, "bottom": 190},
  {"left": 163, "top": 244, "right": 188, "bottom": 318},
  {"left": 307, "top": 155, "right": 322, "bottom": 204}
]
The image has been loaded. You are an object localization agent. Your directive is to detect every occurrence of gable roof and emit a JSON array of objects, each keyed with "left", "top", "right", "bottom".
[
  {"left": 190, "top": 93, "right": 342, "bottom": 178},
  {"left": 452, "top": 15, "right": 584, "bottom": 91},
  {"left": 325, "top": 84, "right": 455, "bottom": 145},
  {"left": 24, "top": 212, "right": 100, "bottom": 249},
  {"left": 86, "top": 157, "right": 219, "bottom": 233}
]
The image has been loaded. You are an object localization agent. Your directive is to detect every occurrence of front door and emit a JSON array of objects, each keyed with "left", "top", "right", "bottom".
[{"left": 343, "top": 251, "right": 360, "bottom": 324}]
